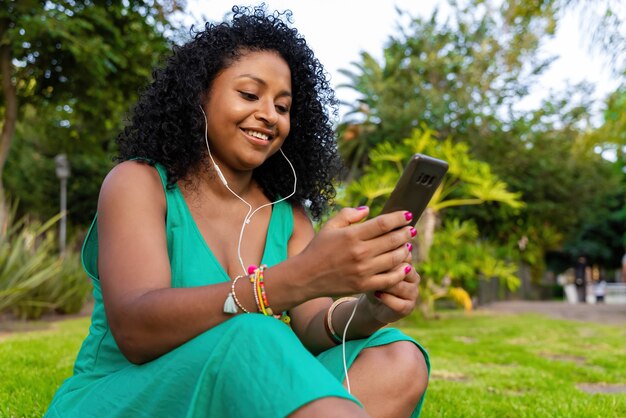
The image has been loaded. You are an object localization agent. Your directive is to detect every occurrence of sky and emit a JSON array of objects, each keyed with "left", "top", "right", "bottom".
[{"left": 181, "top": 0, "right": 623, "bottom": 122}]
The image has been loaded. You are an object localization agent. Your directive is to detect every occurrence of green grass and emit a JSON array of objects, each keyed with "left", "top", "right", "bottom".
[
  {"left": 401, "top": 311, "right": 626, "bottom": 418},
  {"left": 0, "top": 318, "right": 89, "bottom": 418},
  {"left": 1, "top": 311, "right": 624, "bottom": 417}
]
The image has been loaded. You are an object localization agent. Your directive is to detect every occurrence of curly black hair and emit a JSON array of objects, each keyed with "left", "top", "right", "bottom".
[{"left": 115, "top": 4, "right": 343, "bottom": 219}]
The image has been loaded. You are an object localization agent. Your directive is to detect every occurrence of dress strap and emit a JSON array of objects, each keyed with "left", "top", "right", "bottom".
[{"left": 152, "top": 163, "right": 169, "bottom": 188}]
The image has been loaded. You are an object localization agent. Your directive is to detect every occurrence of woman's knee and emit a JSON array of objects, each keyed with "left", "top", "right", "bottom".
[
  {"left": 391, "top": 341, "right": 429, "bottom": 399},
  {"left": 289, "top": 397, "right": 368, "bottom": 418},
  {"left": 367, "top": 341, "right": 429, "bottom": 402}
]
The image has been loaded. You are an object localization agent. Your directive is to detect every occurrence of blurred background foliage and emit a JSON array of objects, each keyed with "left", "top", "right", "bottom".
[
  {"left": 0, "top": 0, "right": 182, "bottom": 319},
  {"left": 335, "top": 129, "right": 524, "bottom": 315},
  {"left": 0, "top": 0, "right": 624, "bottom": 318},
  {"left": 335, "top": 0, "right": 625, "bottom": 310},
  {"left": 0, "top": 202, "right": 91, "bottom": 319},
  {"left": 1, "top": 0, "right": 181, "bottom": 229}
]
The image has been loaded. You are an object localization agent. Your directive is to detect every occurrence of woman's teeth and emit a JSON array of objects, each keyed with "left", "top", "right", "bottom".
[{"left": 245, "top": 130, "right": 269, "bottom": 141}]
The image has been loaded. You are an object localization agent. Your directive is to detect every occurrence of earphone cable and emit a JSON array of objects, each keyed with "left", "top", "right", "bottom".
[
  {"left": 343, "top": 294, "right": 364, "bottom": 394},
  {"left": 201, "top": 105, "right": 358, "bottom": 391},
  {"left": 200, "top": 106, "right": 296, "bottom": 274}
]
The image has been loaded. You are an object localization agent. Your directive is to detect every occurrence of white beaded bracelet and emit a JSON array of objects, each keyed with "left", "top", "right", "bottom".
[{"left": 223, "top": 275, "right": 249, "bottom": 314}]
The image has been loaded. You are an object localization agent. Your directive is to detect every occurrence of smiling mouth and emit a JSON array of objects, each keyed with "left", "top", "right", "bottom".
[{"left": 244, "top": 129, "right": 271, "bottom": 141}]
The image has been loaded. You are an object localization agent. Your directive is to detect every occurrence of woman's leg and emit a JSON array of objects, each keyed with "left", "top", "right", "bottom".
[{"left": 344, "top": 341, "right": 429, "bottom": 418}]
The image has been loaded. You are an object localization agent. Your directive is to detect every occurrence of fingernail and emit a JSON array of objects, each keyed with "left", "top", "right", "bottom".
[
  {"left": 357, "top": 206, "right": 368, "bottom": 210},
  {"left": 404, "top": 211, "right": 413, "bottom": 221},
  {"left": 247, "top": 265, "right": 258, "bottom": 275},
  {"left": 374, "top": 291, "right": 383, "bottom": 299},
  {"left": 410, "top": 227, "right": 417, "bottom": 237},
  {"left": 404, "top": 265, "right": 412, "bottom": 274},
  {"left": 406, "top": 243, "right": 413, "bottom": 252}
]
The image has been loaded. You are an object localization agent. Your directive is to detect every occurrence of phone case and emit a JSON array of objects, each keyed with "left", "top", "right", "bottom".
[{"left": 380, "top": 154, "right": 449, "bottom": 226}]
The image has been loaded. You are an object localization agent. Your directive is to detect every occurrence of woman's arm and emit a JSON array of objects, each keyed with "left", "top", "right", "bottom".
[
  {"left": 98, "top": 163, "right": 415, "bottom": 363},
  {"left": 97, "top": 161, "right": 242, "bottom": 364},
  {"left": 281, "top": 206, "right": 335, "bottom": 353},
  {"left": 285, "top": 206, "right": 417, "bottom": 354}
]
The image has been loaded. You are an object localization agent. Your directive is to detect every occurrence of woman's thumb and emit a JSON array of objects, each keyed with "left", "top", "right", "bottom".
[{"left": 326, "top": 206, "right": 369, "bottom": 229}]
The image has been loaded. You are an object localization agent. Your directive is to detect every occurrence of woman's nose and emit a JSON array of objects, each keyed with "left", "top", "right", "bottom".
[{"left": 255, "top": 99, "right": 278, "bottom": 125}]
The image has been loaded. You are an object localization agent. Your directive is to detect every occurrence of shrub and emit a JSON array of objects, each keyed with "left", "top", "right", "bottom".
[{"left": 0, "top": 206, "right": 90, "bottom": 319}]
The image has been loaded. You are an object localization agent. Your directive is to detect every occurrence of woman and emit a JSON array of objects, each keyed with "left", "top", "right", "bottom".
[{"left": 45, "top": 5, "right": 429, "bottom": 417}]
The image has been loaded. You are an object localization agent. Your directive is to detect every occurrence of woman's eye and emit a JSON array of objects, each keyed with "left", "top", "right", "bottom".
[
  {"left": 276, "top": 105, "right": 289, "bottom": 114},
  {"left": 239, "top": 91, "right": 258, "bottom": 100}
]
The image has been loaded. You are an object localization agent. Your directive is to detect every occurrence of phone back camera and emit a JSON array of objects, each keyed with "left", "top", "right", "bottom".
[{"left": 416, "top": 173, "right": 434, "bottom": 187}]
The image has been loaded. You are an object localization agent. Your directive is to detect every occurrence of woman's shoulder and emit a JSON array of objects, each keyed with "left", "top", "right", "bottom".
[
  {"left": 289, "top": 203, "right": 314, "bottom": 242},
  {"left": 291, "top": 204, "right": 311, "bottom": 225},
  {"left": 99, "top": 160, "right": 165, "bottom": 209},
  {"left": 104, "top": 159, "right": 161, "bottom": 185}
]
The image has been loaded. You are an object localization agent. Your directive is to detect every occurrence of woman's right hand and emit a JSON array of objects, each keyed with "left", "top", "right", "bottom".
[{"left": 295, "top": 206, "right": 416, "bottom": 298}]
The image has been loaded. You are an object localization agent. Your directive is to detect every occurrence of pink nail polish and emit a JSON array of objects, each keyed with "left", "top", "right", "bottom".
[
  {"left": 404, "top": 211, "right": 413, "bottom": 221},
  {"left": 410, "top": 227, "right": 417, "bottom": 237},
  {"left": 406, "top": 243, "right": 413, "bottom": 252},
  {"left": 404, "top": 265, "right": 412, "bottom": 274},
  {"left": 374, "top": 291, "right": 383, "bottom": 299},
  {"left": 247, "top": 265, "right": 258, "bottom": 275},
  {"left": 357, "top": 206, "right": 368, "bottom": 210}
]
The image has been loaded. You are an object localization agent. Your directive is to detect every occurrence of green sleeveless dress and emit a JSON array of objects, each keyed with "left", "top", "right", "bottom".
[{"left": 44, "top": 163, "right": 430, "bottom": 418}]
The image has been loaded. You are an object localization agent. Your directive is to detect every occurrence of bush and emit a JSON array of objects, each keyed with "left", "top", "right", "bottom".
[
  {"left": 0, "top": 206, "right": 90, "bottom": 319},
  {"left": 52, "top": 251, "right": 92, "bottom": 315}
]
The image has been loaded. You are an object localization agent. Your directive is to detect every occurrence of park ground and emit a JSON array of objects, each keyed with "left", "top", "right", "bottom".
[{"left": 478, "top": 300, "right": 626, "bottom": 326}]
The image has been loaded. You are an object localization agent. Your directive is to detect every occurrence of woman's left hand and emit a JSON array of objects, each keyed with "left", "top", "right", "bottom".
[{"left": 361, "top": 252, "right": 420, "bottom": 325}]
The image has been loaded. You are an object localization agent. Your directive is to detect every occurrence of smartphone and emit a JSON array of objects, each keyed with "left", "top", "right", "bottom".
[{"left": 380, "top": 154, "right": 449, "bottom": 226}]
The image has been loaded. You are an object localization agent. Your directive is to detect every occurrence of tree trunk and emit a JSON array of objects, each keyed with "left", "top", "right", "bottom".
[
  {"left": 414, "top": 207, "right": 439, "bottom": 318},
  {"left": 0, "top": 19, "right": 17, "bottom": 235},
  {"left": 415, "top": 207, "right": 437, "bottom": 263}
]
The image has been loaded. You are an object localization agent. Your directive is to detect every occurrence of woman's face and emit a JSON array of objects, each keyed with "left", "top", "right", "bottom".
[{"left": 202, "top": 50, "right": 292, "bottom": 173}]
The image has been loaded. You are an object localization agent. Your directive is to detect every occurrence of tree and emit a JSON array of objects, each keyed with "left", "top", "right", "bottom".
[
  {"left": 584, "top": 85, "right": 626, "bottom": 164},
  {"left": 524, "top": 0, "right": 625, "bottom": 74},
  {"left": 336, "top": 0, "right": 560, "bottom": 179},
  {"left": 559, "top": 83, "right": 626, "bottom": 268},
  {"left": 479, "top": 84, "right": 621, "bottom": 250},
  {"left": 0, "top": 0, "right": 181, "bottom": 230},
  {"left": 335, "top": 0, "right": 624, "bottom": 286},
  {"left": 335, "top": 128, "right": 524, "bottom": 315}
]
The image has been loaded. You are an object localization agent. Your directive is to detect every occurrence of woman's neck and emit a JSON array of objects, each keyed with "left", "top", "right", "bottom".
[{"left": 184, "top": 165, "right": 263, "bottom": 206}]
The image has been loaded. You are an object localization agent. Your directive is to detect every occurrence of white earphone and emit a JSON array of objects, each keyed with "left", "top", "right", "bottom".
[
  {"left": 199, "top": 106, "right": 297, "bottom": 275},
  {"left": 200, "top": 105, "right": 359, "bottom": 394}
]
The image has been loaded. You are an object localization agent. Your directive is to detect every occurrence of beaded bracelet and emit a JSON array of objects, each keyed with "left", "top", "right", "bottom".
[
  {"left": 254, "top": 275, "right": 267, "bottom": 315},
  {"left": 223, "top": 275, "right": 249, "bottom": 314},
  {"left": 324, "top": 297, "right": 358, "bottom": 344},
  {"left": 249, "top": 269, "right": 263, "bottom": 314},
  {"left": 257, "top": 265, "right": 274, "bottom": 316},
  {"left": 247, "top": 264, "right": 291, "bottom": 325},
  {"left": 230, "top": 275, "right": 249, "bottom": 313},
  {"left": 258, "top": 267, "right": 271, "bottom": 312},
  {"left": 248, "top": 265, "right": 273, "bottom": 316}
]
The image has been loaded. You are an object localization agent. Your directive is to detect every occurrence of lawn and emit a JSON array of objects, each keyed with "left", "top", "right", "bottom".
[{"left": 1, "top": 310, "right": 624, "bottom": 417}]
